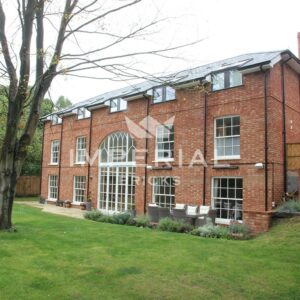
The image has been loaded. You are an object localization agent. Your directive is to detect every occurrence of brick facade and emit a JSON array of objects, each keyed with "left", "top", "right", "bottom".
[{"left": 41, "top": 54, "right": 300, "bottom": 235}]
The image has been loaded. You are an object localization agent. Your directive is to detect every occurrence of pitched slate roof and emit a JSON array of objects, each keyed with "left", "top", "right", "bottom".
[{"left": 42, "top": 49, "right": 299, "bottom": 120}]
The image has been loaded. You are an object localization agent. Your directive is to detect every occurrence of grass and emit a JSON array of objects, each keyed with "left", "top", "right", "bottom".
[
  {"left": 15, "top": 196, "right": 39, "bottom": 202},
  {"left": 0, "top": 205, "right": 300, "bottom": 300}
]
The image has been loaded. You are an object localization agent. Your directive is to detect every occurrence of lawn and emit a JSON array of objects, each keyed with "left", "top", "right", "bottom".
[{"left": 0, "top": 204, "right": 300, "bottom": 300}]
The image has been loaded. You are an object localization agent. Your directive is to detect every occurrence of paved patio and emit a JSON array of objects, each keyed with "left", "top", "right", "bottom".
[{"left": 15, "top": 201, "right": 85, "bottom": 219}]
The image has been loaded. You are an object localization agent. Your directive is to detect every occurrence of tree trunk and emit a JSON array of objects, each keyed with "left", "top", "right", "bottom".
[{"left": 0, "top": 160, "right": 17, "bottom": 230}]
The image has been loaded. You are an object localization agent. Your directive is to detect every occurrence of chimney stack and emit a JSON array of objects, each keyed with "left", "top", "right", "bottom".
[{"left": 298, "top": 32, "right": 300, "bottom": 59}]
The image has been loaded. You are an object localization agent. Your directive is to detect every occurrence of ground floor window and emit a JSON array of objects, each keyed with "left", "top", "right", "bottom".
[
  {"left": 212, "top": 177, "right": 243, "bottom": 223},
  {"left": 99, "top": 166, "right": 135, "bottom": 212},
  {"left": 48, "top": 175, "right": 58, "bottom": 200},
  {"left": 152, "top": 177, "right": 175, "bottom": 209},
  {"left": 73, "top": 176, "right": 87, "bottom": 203}
]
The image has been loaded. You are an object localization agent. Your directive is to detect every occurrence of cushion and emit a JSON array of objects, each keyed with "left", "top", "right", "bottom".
[
  {"left": 199, "top": 205, "right": 210, "bottom": 214},
  {"left": 174, "top": 204, "right": 186, "bottom": 209},
  {"left": 187, "top": 205, "right": 198, "bottom": 216}
]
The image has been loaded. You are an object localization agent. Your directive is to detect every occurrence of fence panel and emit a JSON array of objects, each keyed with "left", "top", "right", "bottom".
[
  {"left": 287, "top": 144, "right": 300, "bottom": 170},
  {"left": 16, "top": 176, "right": 41, "bottom": 196}
]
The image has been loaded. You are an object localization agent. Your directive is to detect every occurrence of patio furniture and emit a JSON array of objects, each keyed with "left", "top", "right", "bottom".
[
  {"left": 158, "top": 207, "right": 171, "bottom": 219},
  {"left": 147, "top": 204, "right": 159, "bottom": 223},
  {"left": 172, "top": 205, "right": 199, "bottom": 225},
  {"left": 195, "top": 206, "right": 216, "bottom": 227}
]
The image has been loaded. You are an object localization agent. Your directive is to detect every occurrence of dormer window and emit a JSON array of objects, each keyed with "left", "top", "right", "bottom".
[
  {"left": 52, "top": 114, "right": 62, "bottom": 125},
  {"left": 153, "top": 86, "right": 175, "bottom": 103},
  {"left": 212, "top": 69, "right": 242, "bottom": 91},
  {"left": 110, "top": 98, "right": 127, "bottom": 113},
  {"left": 77, "top": 107, "right": 91, "bottom": 119}
]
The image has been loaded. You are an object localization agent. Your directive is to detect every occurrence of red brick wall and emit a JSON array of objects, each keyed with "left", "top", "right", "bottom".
[{"left": 41, "top": 61, "right": 300, "bottom": 234}]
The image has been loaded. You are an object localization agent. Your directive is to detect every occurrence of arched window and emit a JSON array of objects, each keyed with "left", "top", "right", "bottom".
[
  {"left": 98, "top": 132, "right": 136, "bottom": 213},
  {"left": 100, "top": 132, "right": 135, "bottom": 164}
]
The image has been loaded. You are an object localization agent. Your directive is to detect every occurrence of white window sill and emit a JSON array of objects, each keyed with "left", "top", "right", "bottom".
[
  {"left": 215, "top": 218, "right": 243, "bottom": 225},
  {"left": 46, "top": 198, "right": 57, "bottom": 202},
  {"left": 74, "top": 162, "right": 87, "bottom": 165},
  {"left": 212, "top": 156, "right": 240, "bottom": 161},
  {"left": 153, "top": 159, "right": 174, "bottom": 163},
  {"left": 48, "top": 163, "right": 59, "bottom": 166}
]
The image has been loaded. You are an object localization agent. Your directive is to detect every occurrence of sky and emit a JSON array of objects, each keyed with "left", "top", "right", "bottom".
[{"left": 1, "top": 0, "right": 300, "bottom": 104}]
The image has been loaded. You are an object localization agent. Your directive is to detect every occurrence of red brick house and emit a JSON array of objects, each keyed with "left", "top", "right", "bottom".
[{"left": 40, "top": 48, "right": 300, "bottom": 234}]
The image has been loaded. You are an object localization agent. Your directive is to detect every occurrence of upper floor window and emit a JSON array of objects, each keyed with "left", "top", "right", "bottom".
[
  {"left": 52, "top": 114, "right": 62, "bottom": 125},
  {"left": 51, "top": 140, "right": 60, "bottom": 164},
  {"left": 77, "top": 107, "right": 91, "bottom": 119},
  {"left": 153, "top": 86, "right": 176, "bottom": 103},
  {"left": 110, "top": 98, "right": 127, "bottom": 113},
  {"left": 156, "top": 125, "right": 174, "bottom": 161},
  {"left": 215, "top": 116, "right": 240, "bottom": 160},
  {"left": 76, "top": 136, "right": 87, "bottom": 163},
  {"left": 212, "top": 69, "right": 242, "bottom": 91}
]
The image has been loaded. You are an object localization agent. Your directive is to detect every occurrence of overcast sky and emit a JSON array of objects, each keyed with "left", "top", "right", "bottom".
[{"left": 2, "top": 0, "right": 300, "bottom": 103}]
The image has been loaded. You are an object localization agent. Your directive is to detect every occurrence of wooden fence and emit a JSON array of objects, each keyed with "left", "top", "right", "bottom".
[
  {"left": 287, "top": 144, "right": 300, "bottom": 170},
  {"left": 16, "top": 176, "right": 41, "bottom": 196}
]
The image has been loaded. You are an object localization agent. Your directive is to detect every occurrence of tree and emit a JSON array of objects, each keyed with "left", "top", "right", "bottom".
[
  {"left": 0, "top": 0, "right": 200, "bottom": 230},
  {"left": 55, "top": 96, "right": 72, "bottom": 110}
]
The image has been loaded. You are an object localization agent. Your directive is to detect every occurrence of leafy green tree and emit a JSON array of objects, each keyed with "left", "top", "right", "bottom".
[{"left": 55, "top": 96, "right": 72, "bottom": 110}]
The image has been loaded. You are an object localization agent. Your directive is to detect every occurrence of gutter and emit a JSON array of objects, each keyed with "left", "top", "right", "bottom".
[
  {"left": 143, "top": 94, "right": 151, "bottom": 214},
  {"left": 281, "top": 57, "right": 292, "bottom": 194},
  {"left": 262, "top": 68, "right": 269, "bottom": 211},
  {"left": 202, "top": 91, "right": 208, "bottom": 205},
  {"left": 57, "top": 120, "right": 64, "bottom": 201},
  {"left": 39, "top": 122, "right": 45, "bottom": 197},
  {"left": 86, "top": 112, "right": 93, "bottom": 200}
]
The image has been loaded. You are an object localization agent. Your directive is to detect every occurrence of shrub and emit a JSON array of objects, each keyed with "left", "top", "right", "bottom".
[
  {"left": 84, "top": 210, "right": 103, "bottom": 221},
  {"left": 193, "top": 224, "right": 230, "bottom": 239},
  {"left": 228, "top": 222, "right": 251, "bottom": 239},
  {"left": 111, "top": 213, "right": 132, "bottom": 225},
  {"left": 98, "top": 215, "right": 114, "bottom": 223},
  {"left": 134, "top": 215, "right": 151, "bottom": 228},
  {"left": 277, "top": 200, "right": 300, "bottom": 213},
  {"left": 158, "top": 218, "right": 193, "bottom": 233}
]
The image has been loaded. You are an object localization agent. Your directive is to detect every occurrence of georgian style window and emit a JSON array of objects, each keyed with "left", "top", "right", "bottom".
[
  {"left": 77, "top": 107, "right": 91, "bottom": 119},
  {"left": 212, "top": 69, "right": 242, "bottom": 91},
  {"left": 73, "top": 176, "right": 87, "bottom": 203},
  {"left": 215, "top": 116, "right": 240, "bottom": 159},
  {"left": 76, "top": 136, "right": 87, "bottom": 163},
  {"left": 152, "top": 177, "right": 175, "bottom": 209},
  {"left": 153, "top": 86, "right": 176, "bottom": 103},
  {"left": 51, "top": 140, "right": 60, "bottom": 164},
  {"left": 156, "top": 125, "right": 174, "bottom": 161},
  {"left": 48, "top": 175, "right": 58, "bottom": 200},
  {"left": 110, "top": 98, "right": 127, "bottom": 113},
  {"left": 212, "top": 177, "right": 243, "bottom": 224}
]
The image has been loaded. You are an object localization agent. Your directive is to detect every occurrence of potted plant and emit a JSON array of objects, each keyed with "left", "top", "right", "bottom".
[
  {"left": 85, "top": 192, "right": 92, "bottom": 211},
  {"left": 80, "top": 202, "right": 86, "bottom": 210},
  {"left": 64, "top": 200, "right": 71, "bottom": 208}
]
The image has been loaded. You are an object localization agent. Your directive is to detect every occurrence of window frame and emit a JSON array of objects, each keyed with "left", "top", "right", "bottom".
[
  {"left": 77, "top": 107, "right": 91, "bottom": 120},
  {"left": 212, "top": 177, "right": 243, "bottom": 225},
  {"left": 152, "top": 176, "right": 175, "bottom": 209},
  {"left": 211, "top": 69, "right": 243, "bottom": 92},
  {"left": 155, "top": 124, "right": 174, "bottom": 162},
  {"left": 73, "top": 176, "right": 87, "bottom": 204},
  {"left": 75, "top": 136, "right": 87, "bottom": 164},
  {"left": 48, "top": 175, "right": 58, "bottom": 201},
  {"left": 50, "top": 140, "right": 60, "bottom": 165},
  {"left": 109, "top": 98, "right": 127, "bottom": 113},
  {"left": 214, "top": 115, "right": 240, "bottom": 160},
  {"left": 152, "top": 86, "right": 176, "bottom": 104},
  {"left": 52, "top": 114, "right": 62, "bottom": 125}
]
